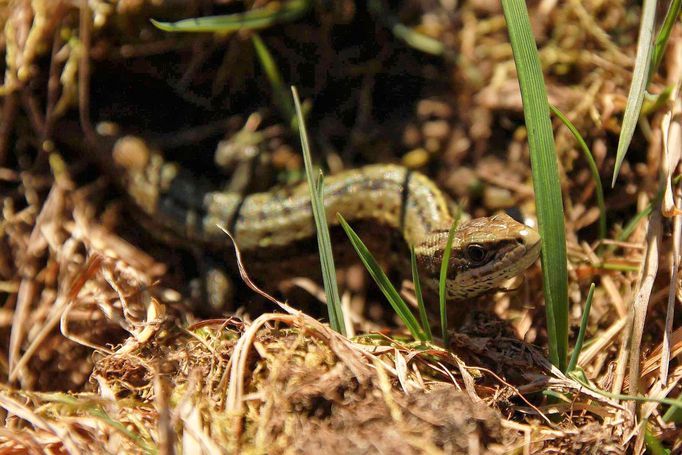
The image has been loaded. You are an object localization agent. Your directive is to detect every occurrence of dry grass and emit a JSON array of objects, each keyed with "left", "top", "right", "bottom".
[{"left": 0, "top": 0, "right": 681, "bottom": 453}]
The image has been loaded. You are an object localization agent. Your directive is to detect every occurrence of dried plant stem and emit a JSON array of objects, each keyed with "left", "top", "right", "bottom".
[
  {"left": 626, "top": 207, "right": 661, "bottom": 408},
  {"left": 661, "top": 190, "right": 681, "bottom": 386}
]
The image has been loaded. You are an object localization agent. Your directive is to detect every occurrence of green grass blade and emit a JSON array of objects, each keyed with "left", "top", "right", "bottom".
[
  {"left": 438, "top": 221, "right": 458, "bottom": 346},
  {"left": 567, "top": 283, "right": 595, "bottom": 372},
  {"left": 339, "top": 215, "right": 426, "bottom": 341},
  {"left": 292, "top": 87, "right": 346, "bottom": 335},
  {"left": 550, "top": 105, "right": 607, "bottom": 240},
  {"left": 411, "top": 246, "right": 432, "bottom": 342},
  {"left": 367, "top": 0, "right": 446, "bottom": 57},
  {"left": 150, "top": 0, "right": 310, "bottom": 33},
  {"left": 595, "top": 263, "right": 640, "bottom": 272},
  {"left": 618, "top": 175, "right": 682, "bottom": 242},
  {"left": 649, "top": 0, "right": 682, "bottom": 82},
  {"left": 642, "top": 85, "right": 674, "bottom": 116},
  {"left": 568, "top": 371, "right": 682, "bottom": 408},
  {"left": 390, "top": 23, "right": 446, "bottom": 57},
  {"left": 88, "top": 406, "right": 156, "bottom": 454},
  {"left": 501, "top": 0, "right": 568, "bottom": 371},
  {"left": 253, "top": 35, "right": 296, "bottom": 124},
  {"left": 40, "top": 393, "right": 155, "bottom": 454},
  {"left": 645, "top": 426, "right": 671, "bottom": 455},
  {"left": 619, "top": 204, "right": 653, "bottom": 242},
  {"left": 611, "top": 0, "right": 657, "bottom": 186},
  {"left": 663, "top": 393, "right": 682, "bottom": 423}
]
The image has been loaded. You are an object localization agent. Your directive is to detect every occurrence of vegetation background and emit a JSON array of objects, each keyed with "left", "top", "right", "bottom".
[{"left": 0, "top": 0, "right": 680, "bottom": 453}]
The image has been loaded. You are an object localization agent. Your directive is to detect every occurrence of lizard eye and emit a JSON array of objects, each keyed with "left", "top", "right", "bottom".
[{"left": 466, "top": 244, "right": 487, "bottom": 264}]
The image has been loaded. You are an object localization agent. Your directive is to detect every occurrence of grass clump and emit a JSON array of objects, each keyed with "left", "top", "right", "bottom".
[{"left": 292, "top": 86, "right": 346, "bottom": 335}]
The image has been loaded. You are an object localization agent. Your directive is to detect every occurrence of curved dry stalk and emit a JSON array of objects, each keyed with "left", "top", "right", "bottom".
[
  {"left": 219, "top": 226, "right": 371, "bottom": 375},
  {"left": 60, "top": 297, "right": 114, "bottom": 355},
  {"left": 219, "top": 225, "right": 375, "bottom": 447},
  {"left": 218, "top": 225, "right": 299, "bottom": 316},
  {"left": 623, "top": 208, "right": 661, "bottom": 410}
]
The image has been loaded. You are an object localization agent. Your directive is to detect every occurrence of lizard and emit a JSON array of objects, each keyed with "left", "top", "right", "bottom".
[{"left": 111, "top": 135, "right": 541, "bottom": 302}]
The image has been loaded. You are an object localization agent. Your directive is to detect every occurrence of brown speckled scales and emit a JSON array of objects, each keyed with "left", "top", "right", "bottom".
[
  {"left": 115, "top": 139, "right": 541, "bottom": 300},
  {"left": 205, "top": 164, "right": 452, "bottom": 250}
]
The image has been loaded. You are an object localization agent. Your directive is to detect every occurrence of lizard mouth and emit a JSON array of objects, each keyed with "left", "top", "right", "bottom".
[
  {"left": 498, "top": 228, "right": 541, "bottom": 280},
  {"left": 520, "top": 228, "right": 542, "bottom": 263}
]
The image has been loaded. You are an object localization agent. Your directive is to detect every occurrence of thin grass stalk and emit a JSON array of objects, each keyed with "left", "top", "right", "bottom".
[
  {"left": 550, "top": 105, "right": 607, "bottom": 240},
  {"left": 292, "top": 87, "right": 346, "bottom": 335},
  {"left": 619, "top": 175, "right": 682, "bottom": 242},
  {"left": 644, "top": 426, "right": 670, "bottom": 455},
  {"left": 438, "top": 222, "right": 457, "bottom": 346},
  {"left": 663, "top": 393, "right": 682, "bottom": 422},
  {"left": 619, "top": 205, "right": 654, "bottom": 241},
  {"left": 568, "top": 370, "right": 682, "bottom": 409},
  {"left": 411, "top": 247, "right": 432, "bottom": 342},
  {"left": 567, "top": 283, "right": 596, "bottom": 372},
  {"left": 253, "top": 35, "right": 296, "bottom": 124}
]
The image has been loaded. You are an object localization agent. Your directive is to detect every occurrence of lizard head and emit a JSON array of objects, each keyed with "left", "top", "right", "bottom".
[{"left": 415, "top": 213, "right": 541, "bottom": 300}]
